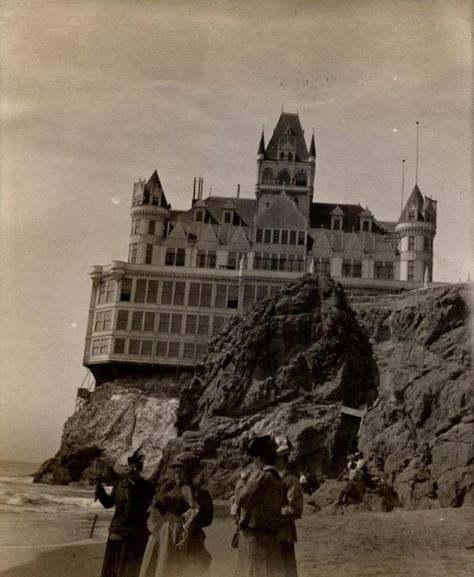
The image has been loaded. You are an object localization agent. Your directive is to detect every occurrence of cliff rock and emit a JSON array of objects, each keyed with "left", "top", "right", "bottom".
[
  {"left": 34, "top": 376, "right": 182, "bottom": 483},
  {"left": 354, "top": 283, "right": 474, "bottom": 509}
]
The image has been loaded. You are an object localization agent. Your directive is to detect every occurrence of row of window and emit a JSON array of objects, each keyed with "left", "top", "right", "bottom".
[
  {"left": 131, "top": 219, "right": 157, "bottom": 237},
  {"left": 255, "top": 229, "right": 306, "bottom": 246},
  {"left": 374, "top": 261, "right": 394, "bottom": 280},
  {"left": 129, "top": 243, "right": 154, "bottom": 264},
  {"left": 407, "top": 236, "right": 433, "bottom": 252},
  {"left": 261, "top": 168, "right": 308, "bottom": 186},
  {"left": 254, "top": 254, "right": 307, "bottom": 272},
  {"left": 95, "top": 309, "right": 229, "bottom": 337},
  {"left": 91, "top": 337, "right": 207, "bottom": 360}
]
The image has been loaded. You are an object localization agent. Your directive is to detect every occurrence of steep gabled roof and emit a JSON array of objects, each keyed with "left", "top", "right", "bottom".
[
  {"left": 203, "top": 196, "right": 257, "bottom": 227},
  {"left": 265, "top": 113, "right": 309, "bottom": 161},
  {"left": 398, "top": 184, "right": 425, "bottom": 223},
  {"left": 310, "top": 202, "right": 387, "bottom": 234}
]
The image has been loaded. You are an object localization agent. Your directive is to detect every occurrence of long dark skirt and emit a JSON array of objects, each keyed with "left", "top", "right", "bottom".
[
  {"left": 235, "top": 528, "right": 283, "bottom": 577},
  {"left": 280, "top": 541, "right": 298, "bottom": 577},
  {"left": 100, "top": 532, "right": 149, "bottom": 577}
]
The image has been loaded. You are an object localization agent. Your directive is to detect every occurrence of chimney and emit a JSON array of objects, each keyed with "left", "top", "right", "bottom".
[{"left": 237, "top": 184, "right": 240, "bottom": 198}]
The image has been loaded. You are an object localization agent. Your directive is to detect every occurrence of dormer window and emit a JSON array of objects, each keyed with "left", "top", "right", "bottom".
[
  {"left": 195, "top": 210, "right": 204, "bottom": 223},
  {"left": 223, "top": 211, "right": 233, "bottom": 224},
  {"left": 331, "top": 206, "right": 344, "bottom": 230},
  {"left": 408, "top": 211, "right": 416, "bottom": 221}
]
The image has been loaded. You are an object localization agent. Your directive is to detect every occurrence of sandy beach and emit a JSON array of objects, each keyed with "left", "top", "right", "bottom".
[{"left": 1, "top": 507, "right": 473, "bottom": 577}]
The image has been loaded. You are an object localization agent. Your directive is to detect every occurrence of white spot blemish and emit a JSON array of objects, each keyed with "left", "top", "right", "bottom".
[
  {"left": 392, "top": 128, "right": 398, "bottom": 133},
  {"left": 112, "top": 197, "right": 121, "bottom": 204},
  {"left": 71, "top": 322, "right": 78, "bottom": 328}
]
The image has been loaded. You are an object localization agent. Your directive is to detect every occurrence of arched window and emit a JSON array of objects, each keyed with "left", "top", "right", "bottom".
[
  {"left": 288, "top": 152, "right": 293, "bottom": 161},
  {"left": 277, "top": 170, "right": 291, "bottom": 186},
  {"left": 295, "top": 171, "right": 307, "bottom": 186},
  {"left": 262, "top": 168, "right": 274, "bottom": 184}
]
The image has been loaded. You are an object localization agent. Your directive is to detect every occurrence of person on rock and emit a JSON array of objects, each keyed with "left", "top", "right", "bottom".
[
  {"left": 234, "top": 435, "right": 285, "bottom": 577},
  {"left": 139, "top": 452, "right": 213, "bottom": 577},
  {"left": 95, "top": 448, "right": 154, "bottom": 577},
  {"left": 274, "top": 436, "right": 304, "bottom": 577}
]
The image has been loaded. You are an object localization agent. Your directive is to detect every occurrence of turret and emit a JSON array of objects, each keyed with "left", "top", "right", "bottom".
[
  {"left": 395, "top": 184, "right": 437, "bottom": 282},
  {"left": 128, "top": 170, "right": 170, "bottom": 265},
  {"left": 255, "top": 112, "right": 316, "bottom": 219}
]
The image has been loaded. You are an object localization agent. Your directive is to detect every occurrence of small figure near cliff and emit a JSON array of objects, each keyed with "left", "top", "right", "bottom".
[
  {"left": 274, "top": 436, "right": 304, "bottom": 577},
  {"left": 234, "top": 435, "right": 285, "bottom": 577},
  {"left": 139, "top": 452, "right": 213, "bottom": 577},
  {"left": 95, "top": 448, "right": 154, "bottom": 577}
]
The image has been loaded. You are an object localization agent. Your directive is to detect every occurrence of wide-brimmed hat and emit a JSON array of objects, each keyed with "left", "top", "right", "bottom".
[
  {"left": 274, "top": 435, "right": 292, "bottom": 456},
  {"left": 246, "top": 435, "right": 277, "bottom": 460},
  {"left": 114, "top": 447, "right": 144, "bottom": 474}
]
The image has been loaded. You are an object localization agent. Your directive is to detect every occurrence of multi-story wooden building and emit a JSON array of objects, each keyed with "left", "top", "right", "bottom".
[{"left": 84, "top": 112, "right": 437, "bottom": 382}]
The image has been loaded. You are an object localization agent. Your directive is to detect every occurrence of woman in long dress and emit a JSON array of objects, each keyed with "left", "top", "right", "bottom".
[
  {"left": 234, "top": 435, "right": 285, "bottom": 577},
  {"left": 139, "top": 452, "right": 213, "bottom": 577},
  {"left": 96, "top": 449, "right": 154, "bottom": 577}
]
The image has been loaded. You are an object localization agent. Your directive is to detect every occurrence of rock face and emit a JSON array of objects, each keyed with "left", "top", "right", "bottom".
[
  {"left": 160, "top": 276, "right": 379, "bottom": 497},
  {"left": 34, "top": 376, "right": 182, "bottom": 484},
  {"left": 354, "top": 283, "right": 474, "bottom": 509}
]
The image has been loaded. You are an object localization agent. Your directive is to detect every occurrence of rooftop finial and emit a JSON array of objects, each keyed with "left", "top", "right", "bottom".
[
  {"left": 415, "top": 121, "right": 420, "bottom": 185},
  {"left": 401, "top": 159, "right": 406, "bottom": 212}
]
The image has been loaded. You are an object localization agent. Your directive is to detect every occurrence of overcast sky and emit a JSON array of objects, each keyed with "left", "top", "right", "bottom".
[{"left": 0, "top": 0, "right": 472, "bottom": 462}]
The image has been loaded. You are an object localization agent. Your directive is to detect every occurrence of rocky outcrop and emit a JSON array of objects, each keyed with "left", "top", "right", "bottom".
[
  {"left": 35, "top": 277, "right": 473, "bottom": 511},
  {"left": 34, "top": 376, "right": 183, "bottom": 484},
  {"left": 159, "top": 276, "right": 379, "bottom": 497},
  {"left": 354, "top": 283, "right": 474, "bottom": 509}
]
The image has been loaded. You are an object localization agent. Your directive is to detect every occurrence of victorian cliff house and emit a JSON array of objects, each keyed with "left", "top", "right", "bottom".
[{"left": 84, "top": 112, "right": 437, "bottom": 382}]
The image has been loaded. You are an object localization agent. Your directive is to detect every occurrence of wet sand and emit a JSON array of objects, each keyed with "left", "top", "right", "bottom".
[{"left": 1, "top": 508, "right": 473, "bottom": 577}]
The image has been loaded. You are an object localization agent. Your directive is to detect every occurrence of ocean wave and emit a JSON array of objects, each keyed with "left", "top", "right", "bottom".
[{"left": 0, "top": 489, "right": 100, "bottom": 514}]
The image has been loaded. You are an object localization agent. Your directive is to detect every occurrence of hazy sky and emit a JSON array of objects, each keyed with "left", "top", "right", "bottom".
[{"left": 0, "top": 0, "right": 472, "bottom": 462}]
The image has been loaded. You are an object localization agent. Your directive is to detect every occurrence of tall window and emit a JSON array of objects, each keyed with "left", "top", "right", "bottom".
[
  {"left": 374, "top": 261, "right": 394, "bottom": 280},
  {"left": 212, "top": 316, "right": 226, "bottom": 335},
  {"left": 298, "top": 231, "right": 305, "bottom": 246},
  {"left": 116, "top": 310, "right": 129, "bottom": 330},
  {"left": 342, "top": 260, "right": 352, "bottom": 277},
  {"left": 289, "top": 231, "right": 296, "bottom": 245},
  {"left": 408, "top": 236, "right": 415, "bottom": 251},
  {"left": 156, "top": 341, "right": 167, "bottom": 356},
  {"left": 141, "top": 341, "right": 153, "bottom": 356},
  {"left": 223, "top": 211, "right": 232, "bottom": 224},
  {"left": 145, "top": 244, "right": 153, "bottom": 264},
  {"left": 168, "top": 342, "right": 180, "bottom": 357},
  {"left": 143, "top": 312, "right": 155, "bottom": 332},
  {"left": 342, "top": 259, "right": 362, "bottom": 278},
  {"left": 173, "top": 282, "right": 185, "bottom": 305},
  {"left": 332, "top": 218, "right": 342, "bottom": 230},
  {"left": 147, "top": 280, "right": 159, "bottom": 303},
  {"left": 314, "top": 258, "right": 331, "bottom": 274},
  {"left": 94, "top": 310, "right": 112, "bottom": 332},
  {"left": 120, "top": 279, "right": 132, "bottom": 301},
  {"left": 183, "top": 343, "right": 195, "bottom": 359},
  {"left": 98, "top": 280, "right": 115, "bottom": 304},
  {"left": 196, "top": 250, "right": 216, "bottom": 268},
  {"left": 200, "top": 283, "right": 212, "bottom": 307},
  {"left": 134, "top": 279, "right": 147, "bottom": 302},
  {"left": 408, "top": 211, "right": 416, "bottom": 221},
  {"left": 165, "top": 248, "right": 185, "bottom": 266},
  {"left": 407, "top": 260, "right": 415, "bottom": 281},
  {"left": 195, "top": 210, "right": 204, "bottom": 222},
  {"left": 114, "top": 338, "right": 125, "bottom": 354},
  {"left": 262, "top": 168, "right": 274, "bottom": 184},
  {"left": 161, "top": 281, "right": 173, "bottom": 304},
  {"left": 148, "top": 220, "right": 156, "bottom": 235},
  {"left": 198, "top": 316, "right": 210, "bottom": 335},
  {"left": 281, "top": 230, "right": 288, "bottom": 244},
  {"left": 185, "top": 315, "right": 197, "bottom": 335},
  {"left": 272, "top": 230, "right": 280, "bottom": 244},
  {"left": 158, "top": 313, "right": 170, "bottom": 333},
  {"left": 256, "top": 229, "right": 263, "bottom": 243},
  {"left": 129, "top": 243, "right": 138, "bottom": 263},
  {"left": 264, "top": 229, "right": 271, "bottom": 243},
  {"left": 188, "top": 283, "right": 200, "bottom": 306},
  {"left": 131, "top": 311, "right": 143, "bottom": 331},
  {"left": 128, "top": 340, "right": 140, "bottom": 355},
  {"left": 170, "top": 314, "right": 183, "bottom": 333},
  {"left": 424, "top": 236, "right": 430, "bottom": 252}
]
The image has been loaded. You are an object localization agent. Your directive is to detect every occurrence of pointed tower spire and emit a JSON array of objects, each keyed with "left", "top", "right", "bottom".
[
  {"left": 309, "top": 132, "right": 316, "bottom": 162},
  {"left": 257, "top": 129, "right": 265, "bottom": 159}
]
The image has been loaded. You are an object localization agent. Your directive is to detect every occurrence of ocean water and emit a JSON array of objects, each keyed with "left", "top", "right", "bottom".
[{"left": 0, "top": 460, "right": 111, "bottom": 549}]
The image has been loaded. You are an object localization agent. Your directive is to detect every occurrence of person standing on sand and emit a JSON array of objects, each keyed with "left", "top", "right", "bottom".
[
  {"left": 274, "top": 436, "right": 304, "bottom": 577},
  {"left": 234, "top": 435, "right": 285, "bottom": 577},
  {"left": 139, "top": 452, "right": 213, "bottom": 577},
  {"left": 95, "top": 449, "right": 154, "bottom": 577}
]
